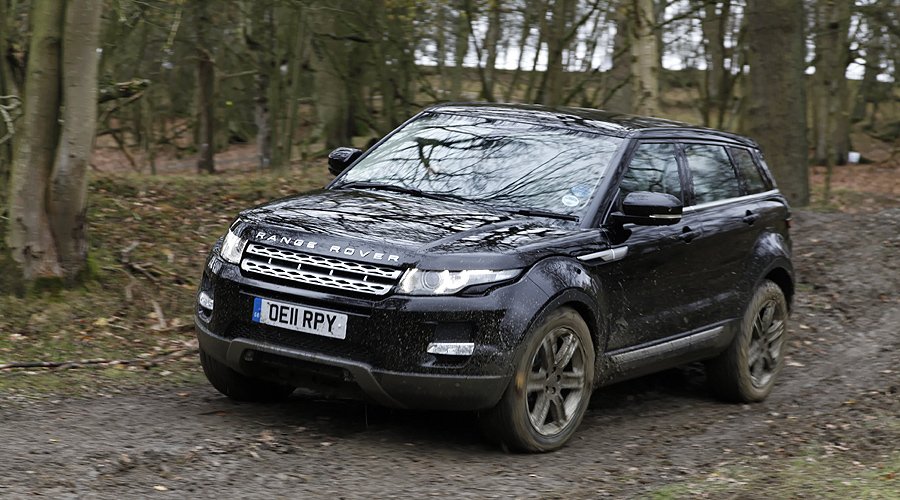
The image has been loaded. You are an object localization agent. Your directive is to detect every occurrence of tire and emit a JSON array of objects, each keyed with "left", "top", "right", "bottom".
[
  {"left": 199, "top": 348, "right": 295, "bottom": 402},
  {"left": 707, "top": 280, "right": 789, "bottom": 402},
  {"left": 480, "top": 307, "right": 595, "bottom": 452}
]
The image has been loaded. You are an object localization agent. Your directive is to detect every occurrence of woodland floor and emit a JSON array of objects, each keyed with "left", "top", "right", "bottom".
[{"left": 0, "top": 154, "right": 898, "bottom": 498}]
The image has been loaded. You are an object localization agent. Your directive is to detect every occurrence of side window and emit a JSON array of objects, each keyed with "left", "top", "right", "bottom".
[
  {"left": 683, "top": 144, "right": 742, "bottom": 205},
  {"left": 619, "top": 143, "right": 682, "bottom": 203},
  {"left": 730, "top": 147, "right": 769, "bottom": 194}
]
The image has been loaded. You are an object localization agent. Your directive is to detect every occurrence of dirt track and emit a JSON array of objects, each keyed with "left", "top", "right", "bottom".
[{"left": 2, "top": 209, "right": 898, "bottom": 498}]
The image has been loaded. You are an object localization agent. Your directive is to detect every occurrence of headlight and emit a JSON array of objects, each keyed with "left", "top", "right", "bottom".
[
  {"left": 397, "top": 268, "right": 520, "bottom": 295},
  {"left": 220, "top": 229, "right": 248, "bottom": 264}
]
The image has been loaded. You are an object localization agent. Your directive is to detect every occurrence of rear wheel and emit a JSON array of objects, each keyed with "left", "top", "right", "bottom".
[
  {"left": 480, "top": 307, "right": 594, "bottom": 452},
  {"left": 707, "top": 280, "right": 788, "bottom": 402},
  {"left": 199, "top": 348, "right": 295, "bottom": 402}
]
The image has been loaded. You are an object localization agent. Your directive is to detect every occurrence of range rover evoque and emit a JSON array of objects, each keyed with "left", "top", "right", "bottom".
[{"left": 195, "top": 103, "right": 794, "bottom": 452}]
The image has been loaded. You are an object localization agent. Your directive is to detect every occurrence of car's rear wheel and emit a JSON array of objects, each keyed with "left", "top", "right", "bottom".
[
  {"left": 480, "top": 307, "right": 594, "bottom": 452},
  {"left": 199, "top": 348, "right": 295, "bottom": 402},
  {"left": 707, "top": 280, "right": 788, "bottom": 402}
]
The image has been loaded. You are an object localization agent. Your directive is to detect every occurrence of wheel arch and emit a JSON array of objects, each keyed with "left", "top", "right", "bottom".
[
  {"left": 517, "top": 288, "right": 607, "bottom": 387},
  {"left": 764, "top": 265, "right": 795, "bottom": 311},
  {"left": 746, "top": 229, "right": 794, "bottom": 311}
]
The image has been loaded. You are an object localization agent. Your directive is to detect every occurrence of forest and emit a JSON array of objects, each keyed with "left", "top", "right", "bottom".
[
  {"left": 0, "top": 1, "right": 899, "bottom": 496},
  {"left": 0, "top": 0, "right": 897, "bottom": 285}
]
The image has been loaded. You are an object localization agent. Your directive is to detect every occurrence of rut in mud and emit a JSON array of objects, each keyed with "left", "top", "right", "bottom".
[{"left": 1, "top": 209, "right": 898, "bottom": 498}]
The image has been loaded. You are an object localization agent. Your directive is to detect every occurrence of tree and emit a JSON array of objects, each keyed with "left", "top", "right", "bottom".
[
  {"left": 697, "top": 0, "right": 731, "bottom": 128},
  {"left": 194, "top": 0, "right": 216, "bottom": 173},
  {"left": 630, "top": 0, "right": 660, "bottom": 115},
  {"left": 313, "top": 0, "right": 356, "bottom": 148},
  {"left": 0, "top": 0, "right": 21, "bottom": 212},
  {"left": 6, "top": 0, "right": 103, "bottom": 282},
  {"left": 811, "top": 0, "right": 852, "bottom": 166},
  {"left": 745, "top": 0, "right": 809, "bottom": 206},
  {"left": 482, "top": 0, "right": 503, "bottom": 101},
  {"left": 536, "top": 0, "right": 574, "bottom": 106},
  {"left": 449, "top": 0, "right": 470, "bottom": 100},
  {"left": 603, "top": 1, "right": 633, "bottom": 113}
]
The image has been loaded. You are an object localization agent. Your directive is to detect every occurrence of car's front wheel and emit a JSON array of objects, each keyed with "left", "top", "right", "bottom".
[
  {"left": 199, "top": 348, "right": 295, "bottom": 402},
  {"left": 707, "top": 280, "right": 789, "bottom": 402},
  {"left": 480, "top": 307, "right": 594, "bottom": 452}
]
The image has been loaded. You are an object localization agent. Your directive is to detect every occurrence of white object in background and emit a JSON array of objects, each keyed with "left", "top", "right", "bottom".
[{"left": 847, "top": 151, "right": 861, "bottom": 164}]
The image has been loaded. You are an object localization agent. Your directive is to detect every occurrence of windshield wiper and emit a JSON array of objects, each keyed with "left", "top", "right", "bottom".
[
  {"left": 335, "top": 181, "right": 470, "bottom": 203},
  {"left": 508, "top": 208, "right": 580, "bottom": 222}
]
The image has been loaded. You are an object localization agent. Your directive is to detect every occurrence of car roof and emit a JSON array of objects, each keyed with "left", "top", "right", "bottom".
[{"left": 426, "top": 102, "right": 758, "bottom": 148}]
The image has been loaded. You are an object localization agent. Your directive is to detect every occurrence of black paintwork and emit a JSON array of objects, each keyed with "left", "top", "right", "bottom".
[{"left": 196, "top": 103, "right": 793, "bottom": 410}]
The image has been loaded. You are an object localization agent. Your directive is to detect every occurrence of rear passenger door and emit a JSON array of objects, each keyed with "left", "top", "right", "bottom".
[{"left": 682, "top": 143, "right": 761, "bottom": 323}]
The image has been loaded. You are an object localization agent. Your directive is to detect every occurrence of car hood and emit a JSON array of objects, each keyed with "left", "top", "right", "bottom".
[{"left": 236, "top": 188, "right": 596, "bottom": 269}]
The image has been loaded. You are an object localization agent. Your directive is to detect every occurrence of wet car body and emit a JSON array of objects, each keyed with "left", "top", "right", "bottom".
[{"left": 196, "top": 103, "right": 794, "bottom": 450}]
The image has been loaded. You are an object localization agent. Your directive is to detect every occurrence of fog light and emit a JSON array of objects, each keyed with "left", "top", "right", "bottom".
[
  {"left": 198, "top": 291, "right": 214, "bottom": 311},
  {"left": 426, "top": 342, "right": 475, "bottom": 356}
]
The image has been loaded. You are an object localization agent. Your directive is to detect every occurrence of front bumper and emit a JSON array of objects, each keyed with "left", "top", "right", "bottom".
[
  {"left": 196, "top": 319, "right": 510, "bottom": 410},
  {"left": 195, "top": 255, "right": 550, "bottom": 410}
]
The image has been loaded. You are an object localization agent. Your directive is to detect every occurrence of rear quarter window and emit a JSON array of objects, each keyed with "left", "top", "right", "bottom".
[{"left": 730, "top": 147, "right": 769, "bottom": 194}]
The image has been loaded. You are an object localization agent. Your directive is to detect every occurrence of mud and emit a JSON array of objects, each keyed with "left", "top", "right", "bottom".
[{"left": 1, "top": 209, "right": 898, "bottom": 498}]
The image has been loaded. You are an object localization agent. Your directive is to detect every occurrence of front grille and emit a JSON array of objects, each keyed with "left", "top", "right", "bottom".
[{"left": 240, "top": 243, "right": 402, "bottom": 295}]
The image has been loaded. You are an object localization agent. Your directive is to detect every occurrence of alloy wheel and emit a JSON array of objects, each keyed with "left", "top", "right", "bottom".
[
  {"left": 747, "top": 299, "right": 786, "bottom": 388},
  {"left": 525, "top": 326, "right": 588, "bottom": 436}
]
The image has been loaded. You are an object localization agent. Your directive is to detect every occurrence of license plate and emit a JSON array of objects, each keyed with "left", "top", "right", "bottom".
[{"left": 251, "top": 297, "right": 348, "bottom": 340}]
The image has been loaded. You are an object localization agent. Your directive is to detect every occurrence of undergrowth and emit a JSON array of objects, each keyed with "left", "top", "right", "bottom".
[{"left": 0, "top": 165, "right": 332, "bottom": 395}]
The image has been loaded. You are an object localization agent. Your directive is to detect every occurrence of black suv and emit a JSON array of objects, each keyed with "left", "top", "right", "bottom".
[{"left": 195, "top": 104, "right": 793, "bottom": 452}]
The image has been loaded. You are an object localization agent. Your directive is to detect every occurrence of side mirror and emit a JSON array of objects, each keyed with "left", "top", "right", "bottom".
[
  {"left": 610, "top": 191, "right": 683, "bottom": 226},
  {"left": 327, "top": 147, "right": 363, "bottom": 176}
]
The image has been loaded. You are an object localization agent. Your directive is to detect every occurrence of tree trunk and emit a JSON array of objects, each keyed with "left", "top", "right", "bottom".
[
  {"left": 536, "top": 0, "right": 572, "bottom": 106},
  {"left": 523, "top": 17, "right": 545, "bottom": 103},
  {"left": 828, "top": 0, "right": 852, "bottom": 166},
  {"left": 603, "top": 0, "right": 632, "bottom": 112},
  {"left": 483, "top": 0, "right": 502, "bottom": 101},
  {"left": 6, "top": 0, "right": 65, "bottom": 280},
  {"left": 699, "top": 0, "right": 730, "bottom": 128},
  {"left": 630, "top": 0, "right": 660, "bottom": 115},
  {"left": 47, "top": 0, "right": 102, "bottom": 278},
  {"left": 195, "top": 0, "right": 215, "bottom": 173},
  {"left": 369, "top": 0, "right": 396, "bottom": 133},
  {"left": 0, "top": 0, "right": 13, "bottom": 211},
  {"left": 312, "top": 0, "right": 351, "bottom": 149},
  {"left": 812, "top": 0, "right": 852, "bottom": 166},
  {"left": 254, "top": 67, "right": 271, "bottom": 168},
  {"left": 851, "top": 25, "right": 883, "bottom": 127},
  {"left": 503, "top": 3, "right": 536, "bottom": 101},
  {"left": 450, "top": 1, "right": 469, "bottom": 101},
  {"left": 435, "top": 1, "right": 447, "bottom": 97},
  {"left": 281, "top": 9, "right": 309, "bottom": 168},
  {"left": 745, "top": 0, "right": 809, "bottom": 206},
  {"left": 248, "top": 2, "right": 273, "bottom": 169},
  {"left": 196, "top": 47, "right": 215, "bottom": 173}
]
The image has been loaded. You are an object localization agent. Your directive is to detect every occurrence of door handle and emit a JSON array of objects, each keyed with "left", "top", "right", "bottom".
[
  {"left": 742, "top": 210, "right": 760, "bottom": 225},
  {"left": 678, "top": 226, "right": 700, "bottom": 243}
]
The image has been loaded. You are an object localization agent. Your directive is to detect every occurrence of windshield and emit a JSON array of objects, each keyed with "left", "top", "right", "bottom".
[{"left": 335, "top": 112, "right": 623, "bottom": 218}]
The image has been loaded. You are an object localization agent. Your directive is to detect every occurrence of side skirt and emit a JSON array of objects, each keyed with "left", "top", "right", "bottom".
[{"left": 597, "top": 321, "right": 736, "bottom": 386}]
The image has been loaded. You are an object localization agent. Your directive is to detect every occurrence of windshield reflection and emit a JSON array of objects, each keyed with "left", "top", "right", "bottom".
[{"left": 336, "top": 113, "right": 623, "bottom": 217}]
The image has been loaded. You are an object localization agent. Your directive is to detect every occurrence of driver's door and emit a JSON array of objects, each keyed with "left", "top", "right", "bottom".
[{"left": 594, "top": 142, "right": 711, "bottom": 351}]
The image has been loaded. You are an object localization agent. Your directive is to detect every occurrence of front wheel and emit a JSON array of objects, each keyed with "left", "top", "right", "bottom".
[
  {"left": 707, "top": 280, "right": 789, "bottom": 402},
  {"left": 480, "top": 307, "right": 595, "bottom": 452}
]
